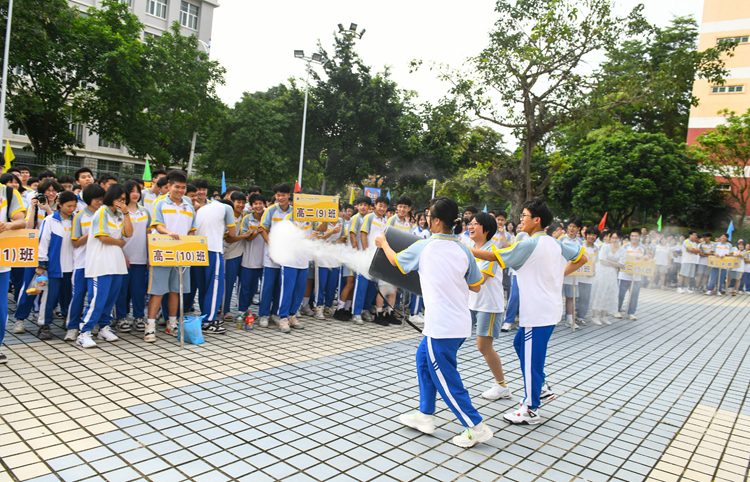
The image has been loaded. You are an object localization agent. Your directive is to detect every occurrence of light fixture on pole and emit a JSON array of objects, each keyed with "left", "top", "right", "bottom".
[
  {"left": 0, "top": 0, "right": 15, "bottom": 159},
  {"left": 338, "top": 22, "right": 365, "bottom": 39},
  {"left": 295, "top": 49, "right": 326, "bottom": 190},
  {"left": 186, "top": 38, "right": 211, "bottom": 176}
]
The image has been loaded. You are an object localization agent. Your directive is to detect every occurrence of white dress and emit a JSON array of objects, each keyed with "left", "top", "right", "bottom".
[{"left": 590, "top": 245, "right": 626, "bottom": 314}]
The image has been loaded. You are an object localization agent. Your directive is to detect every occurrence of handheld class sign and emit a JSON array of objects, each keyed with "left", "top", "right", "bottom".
[
  {"left": 621, "top": 256, "right": 656, "bottom": 277},
  {"left": 0, "top": 229, "right": 39, "bottom": 267},
  {"left": 569, "top": 260, "right": 595, "bottom": 276},
  {"left": 293, "top": 194, "right": 339, "bottom": 223},
  {"left": 707, "top": 256, "right": 741, "bottom": 269},
  {"left": 148, "top": 235, "right": 209, "bottom": 266}
]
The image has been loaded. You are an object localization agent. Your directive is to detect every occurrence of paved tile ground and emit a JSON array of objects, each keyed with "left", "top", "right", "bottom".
[{"left": 1, "top": 288, "right": 749, "bottom": 482}]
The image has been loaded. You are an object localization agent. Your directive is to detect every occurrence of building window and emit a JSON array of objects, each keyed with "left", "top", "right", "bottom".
[
  {"left": 133, "top": 164, "right": 145, "bottom": 177},
  {"left": 98, "top": 137, "right": 121, "bottom": 150},
  {"left": 98, "top": 159, "right": 122, "bottom": 175},
  {"left": 68, "top": 114, "right": 84, "bottom": 143},
  {"left": 11, "top": 125, "right": 25, "bottom": 136},
  {"left": 711, "top": 85, "right": 745, "bottom": 94},
  {"left": 147, "top": 0, "right": 168, "bottom": 19},
  {"left": 717, "top": 35, "right": 749, "bottom": 45},
  {"left": 56, "top": 156, "right": 84, "bottom": 171},
  {"left": 119, "top": 0, "right": 132, "bottom": 6},
  {"left": 180, "top": 1, "right": 199, "bottom": 30},
  {"left": 718, "top": 183, "right": 732, "bottom": 191}
]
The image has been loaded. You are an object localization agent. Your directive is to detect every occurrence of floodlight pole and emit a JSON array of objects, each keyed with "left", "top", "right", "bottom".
[
  {"left": 187, "top": 39, "right": 210, "bottom": 176},
  {"left": 295, "top": 52, "right": 326, "bottom": 190},
  {"left": 0, "top": 0, "right": 15, "bottom": 157}
]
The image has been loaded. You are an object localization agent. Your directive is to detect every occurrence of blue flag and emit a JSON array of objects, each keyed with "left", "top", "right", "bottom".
[
  {"left": 728, "top": 220, "right": 735, "bottom": 241},
  {"left": 386, "top": 190, "right": 391, "bottom": 200},
  {"left": 483, "top": 205, "right": 487, "bottom": 213},
  {"left": 221, "top": 172, "right": 226, "bottom": 194}
]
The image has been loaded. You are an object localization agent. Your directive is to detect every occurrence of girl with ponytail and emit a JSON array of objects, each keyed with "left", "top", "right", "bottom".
[{"left": 374, "top": 196, "right": 493, "bottom": 448}]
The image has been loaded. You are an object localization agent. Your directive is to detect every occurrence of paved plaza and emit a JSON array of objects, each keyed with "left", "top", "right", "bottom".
[{"left": 1, "top": 289, "right": 749, "bottom": 482}]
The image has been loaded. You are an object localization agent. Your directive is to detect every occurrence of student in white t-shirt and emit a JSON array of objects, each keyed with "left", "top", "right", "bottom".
[
  {"left": 574, "top": 227, "right": 599, "bottom": 322},
  {"left": 375, "top": 196, "right": 492, "bottom": 448},
  {"left": 653, "top": 236, "right": 672, "bottom": 290},
  {"left": 678, "top": 231, "right": 701, "bottom": 293},
  {"left": 696, "top": 233, "right": 714, "bottom": 290},
  {"left": 706, "top": 233, "right": 731, "bottom": 295},
  {"left": 238, "top": 193, "right": 266, "bottom": 314},
  {"left": 114, "top": 181, "right": 151, "bottom": 335},
  {"left": 472, "top": 198, "right": 587, "bottom": 425},
  {"left": 741, "top": 243, "right": 750, "bottom": 294},
  {"left": 467, "top": 212, "right": 511, "bottom": 402},
  {"left": 617, "top": 228, "right": 649, "bottom": 320},
  {"left": 221, "top": 192, "right": 248, "bottom": 320},
  {"left": 727, "top": 240, "right": 744, "bottom": 295},
  {"left": 80, "top": 185, "right": 133, "bottom": 348},
  {"left": 561, "top": 219, "right": 583, "bottom": 328},
  {"left": 194, "top": 199, "right": 236, "bottom": 332}
]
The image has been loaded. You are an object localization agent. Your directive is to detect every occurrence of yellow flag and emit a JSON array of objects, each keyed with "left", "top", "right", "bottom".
[
  {"left": 349, "top": 187, "right": 355, "bottom": 204},
  {"left": 3, "top": 141, "right": 14, "bottom": 171}
]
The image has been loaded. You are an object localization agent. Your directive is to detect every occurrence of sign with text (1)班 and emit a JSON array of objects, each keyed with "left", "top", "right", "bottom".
[
  {"left": 707, "top": 256, "right": 741, "bottom": 269},
  {"left": 0, "top": 229, "right": 39, "bottom": 267},
  {"left": 293, "top": 194, "right": 339, "bottom": 223},
  {"left": 621, "top": 256, "right": 656, "bottom": 277},
  {"left": 569, "top": 260, "right": 595, "bottom": 276},
  {"left": 148, "top": 235, "right": 209, "bottom": 266}
]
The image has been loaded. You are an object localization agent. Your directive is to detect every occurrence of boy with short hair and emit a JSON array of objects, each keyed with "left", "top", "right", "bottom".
[
  {"left": 17, "top": 165, "right": 30, "bottom": 188},
  {"left": 257, "top": 183, "right": 294, "bottom": 328},
  {"left": 491, "top": 211, "right": 512, "bottom": 248},
  {"left": 561, "top": 219, "right": 583, "bottom": 328},
  {"left": 337, "top": 196, "right": 372, "bottom": 322},
  {"left": 654, "top": 236, "right": 672, "bottom": 289},
  {"left": 193, "top": 178, "right": 212, "bottom": 210},
  {"left": 74, "top": 168, "right": 96, "bottom": 212},
  {"left": 147, "top": 171, "right": 197, "bottom": 338},
  {"left": 98, "top": 173, "right": 118, "bottom": 191},
  {"left": 468, "top": 212, "right": 510, "bottom": 400},
  {"left": 58, "top": 175, "right": 75, "bottom": 191},
  {"left": 678, "top": 231, "right": 700, "bottom": 293},
  {"left": 576, "top": 227, "right": 599, "bottom": 322},
  {"left": 221, "top": 191, "right": 247, "bottom": 320},
  {"left": 696, "top": 233, "right": 714, "bottom": 290},
  {"left": 472, "top": 198, "right": 587, "bottom": 424},
  {"left": 142, "top": 169, "right": 167, "bottom": 216},
  {"left": 356, "top": 195, "right": 389, "bottom": 325},
  {"left": 238, "top": 193, "right": 266, "bottom": 314},
  {"left": 706, "top": 233, "right": 731, "bottom": 296},
  {"left": 617, "top": 228, "right": 649, "bottom": 320}
]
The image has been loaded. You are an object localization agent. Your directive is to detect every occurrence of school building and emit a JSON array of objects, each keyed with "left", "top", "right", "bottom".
[
  {"left": 1, "top": 0, "right": 218, "bottom": 178},
  {"left": 687, "top": 0, "right": 750, "bottom": 216}
]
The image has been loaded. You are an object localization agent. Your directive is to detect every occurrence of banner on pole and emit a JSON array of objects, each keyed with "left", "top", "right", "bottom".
[
  {"left": 148, "top": 235, "right": 209, "bottom": 266},
  {"left": 707, "top": 256, "right": 741, "bottom": 269},
  {"left": 364, "top": 187, "right": 381, "bottom": 201},
  {"left": 0, "top": 229, "right": 39, "bottom": 267},
  {"left": 621, "top": 257, "right": 656, "bottom": 277},
  {"left": 292, "top": 194, "right": 339, "bottom": 222}
]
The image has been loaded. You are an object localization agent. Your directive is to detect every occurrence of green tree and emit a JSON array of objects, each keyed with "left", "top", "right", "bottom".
[
  {"left": 550, "top": 132, "right": 717, "bottom": 229},
  {"left": 1, "top": 0, "right": 145, "bottom": 161},
  {"left": 692, "top": 109, "right": 750, "bottom": 228},
  {"left": 197, "top": 84, "right": 300, "bottom": 185},
  {"left": 428, "top": 0, "right": 730, "bottom": 220},
  {"left": 121, "top": 23, "right": 226, "bottom": 168}
]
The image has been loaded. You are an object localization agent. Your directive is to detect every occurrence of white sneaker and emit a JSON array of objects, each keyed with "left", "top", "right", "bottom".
[
  {"left": 352, "top": 314, "right": 363, "bottom": 324},
  {"left": 452, "top": 423, "right": 493, "bottom": 448},
  {"left": 144, "top": 322, "right": 156, "bottom": 343},
  {"left": 252, "top": 294, "right": 260, "bottom": 305},
  {"left": 299, "top": 304, "right": 314, "bottom": 316},
  {"left": 362, "top": 311, "right": 374, "bottom": 322},
  {"left": 76, "top": 331, "right": 97, "bottom": 349},
  {"left": 540, "top": 382, "right": 556, "bottom": 403},
  {"left": 409, "top": 314, "right": 425, "bottom": 324},
  {"left": 97, "top": 326, "right": 119, "bottom": 342},
  {"left": 165, "top": 319, "right": 178, "bottom": 336},
  {"left": 500, "top": 322, "right": 512, "bottom": 332},
  {"left": 258, "top": 316, "right": 269, "bottom": 328},
  {"left": 503, "top": 404, "right": 541, "bottom": 425},
  {"left": 628, "top": 314, "right": 637, "bottom": 321},
  {"left": 601, "top": 317, "right": 611, "bottom": 326},
  {"left": 314, "top": 306, "right": 326, "bottom": 320},
  {"left": 324, "top": 306, "right": 336, "bottom": 317},
  {"left": 716, "top": 291, "right": 723, "bottom": 297},
  {"left": 676, "top": 287, "right": 684, "bottom": 294},
  {"left": 705, "top": 290, "right": 713, "bottom": 295},
  {"left": 12, "top": 320, "right": 25, "bottom": 334},
  {"left": 612, "top": 312, "right": 623, "bottom": 319},
  {"left": 591, "top": 316, "right": 602, "bottom": 326},
  {"left": 278, "top": 318, "right": 291, "bottom": 333},
  {"left": 481, "top": 383, "right": 511, "bottom": 400},
  {"left": 567, "top": 318, "right": 579, "bottom": 329},
  {"left": 398, "top": 412, "right": 436, "bottom": 434},
  {"left": 270, "top": 314, "right": 280, "bottom": 325},
  {"left": 63, "top": 329, "right": 79, "bottom": 342}
]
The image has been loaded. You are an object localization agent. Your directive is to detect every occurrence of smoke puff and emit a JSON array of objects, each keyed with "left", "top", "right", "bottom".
[{"left": 268, "top": 220, "right": 375, "bottom": 277}]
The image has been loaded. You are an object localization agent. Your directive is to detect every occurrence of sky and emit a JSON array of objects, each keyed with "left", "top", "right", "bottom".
[{"left": 209, "top": 0, "right": 706, "bottom": 109}]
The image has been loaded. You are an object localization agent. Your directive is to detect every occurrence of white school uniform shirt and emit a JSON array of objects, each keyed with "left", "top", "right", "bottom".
[
  {"left": 468, "top": 240, "right": 504, "bottom": 313},
  {"left": 387, "top": 214, "right": 411, "bottom": 232},
  {"left": 283, "top": 214, "right": 314, "bottom": 269},
  {"left": 618, "top": 244, "right": 646, "bottom": 282},
  {"left": 141, "top": 188, "right": 162, "bottom": 217},
  {"left": 195, "top": 202, "right": 235, "bottom": 254},
  {"left": 698, "top": 241, "right": 714, "bottom": 266},
  {"left": 459, "top": 231, "right": 471, "bottom": 247},
  {"left": 654, "top": 245, "right": 671, "bottom": 267},
  {"left": 240, "top": 213, "right": 265, "bottom": 269},
  {"left": 682, "top": 240, "right": 699, "bottom": 264},
  {"left": 75, "top": 193, "right": 87, "bottom": 214},
  {"left": 671, "top": 244, "right": 682, "bottom": 263},
  {"left": 561, "top": 234, "right": 583, "bottom": 285},
  {"left": 743, "top": 250, "right": 750, "bottom": 273},
  {"left": 224, "top": 212, "right": 245, "bottom": 260},
  {"left": 71, "top": 207, "right": 97, "bottom": 271},
  {"left": 714, "top": 242, "right": 731, "bottom": 257},
  {"left": 349, "top": 212, "right": 366, "bottom": 249},
  {"left": 394, "top": 233, "right": 482, "bottom": 339},
  {"left": 260, "top": 203, "right": 293, "bottom": 268},
  {"left": 85, "top": 206, "right": 128, "bottom": 278},
  {"left": 491, "top": 230, "right": 513, "bottom": 249},
  {"left": 152, "top": 195, "right": 197, "bottom": 237},
  {"left": 0, "top": 185, "right": 25, "bottom": 275},
  {"left": 412, "top": 226, "right": 431, "bottom": 239},
  {"left": 730, "top": 247, "right": 743, "bottom": 273},
  {"left": 123, "top": 206, "right": 151, "bottom": 265},
  {"left": 577, "top": 243, "right": 598, "bottom": 285},
  {"left": 361, "top": 213, "right": 388, "bottom": 248},
  {"left": 491, "top": 232, "right": 584, "bottom": 328}
]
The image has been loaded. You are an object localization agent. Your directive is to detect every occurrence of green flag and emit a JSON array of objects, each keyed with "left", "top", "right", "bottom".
[
  {"left": 143, "top": 158, "right": 152, "bottom": 181},
  {"left": 657, "top": 215, "right": 662, "bottom": 232}
]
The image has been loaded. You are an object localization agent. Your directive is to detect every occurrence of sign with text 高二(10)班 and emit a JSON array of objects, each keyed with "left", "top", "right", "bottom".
[{"left": 148, "top": 235, "right": 209, "bottom": 266}]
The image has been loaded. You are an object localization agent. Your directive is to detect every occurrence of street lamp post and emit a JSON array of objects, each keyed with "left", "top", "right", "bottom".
[
  {"left": 294, "top": 50, "right": 325, "bottom": 190},
  {"left": 186, "top": 39, "right": 210, "bottom": 176},
  {"left": 0, "top": 0, "right": 15, "bottom": 159}
]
